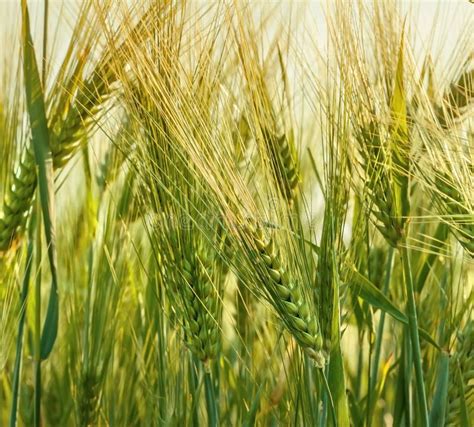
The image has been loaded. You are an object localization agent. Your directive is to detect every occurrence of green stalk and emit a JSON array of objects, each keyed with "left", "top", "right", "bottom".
[
  {"left": 204, "top": 369, "right": 218, "bottom": 427},
  {"left": 319, "top": 367, "right": 335, "bottom": 427},
  {"left": 9, "top": 212, "right": 36, "bottom": 427},
  {"left": 188, "top": 356, "right": 200, "bottom": 427},
  {"left": 400, "top": 240, "right": 429, "bottom": 427},
  {"left": 41, "top": 0, "right": 48, "bottom": 85},
  {"left": 368, "top": 246, "right": 394, "bottom": 422},
  {"left": 304, "top": 354, "right": 317, "bottom": 424},
  {"left": 34, "top": 197, "right": 42, "bottom": 427}
]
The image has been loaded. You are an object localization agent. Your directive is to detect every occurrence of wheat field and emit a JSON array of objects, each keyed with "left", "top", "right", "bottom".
[{"left": 0, "top": 1, "right": 472, "bottom": 426}]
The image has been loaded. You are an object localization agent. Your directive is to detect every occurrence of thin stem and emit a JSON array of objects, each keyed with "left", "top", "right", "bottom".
[
  {"left": 9, "top": 213, "right": 36, "bottom": 427},
  {"left": 41, "top": 0, "right": 48, "bottom": 85},
  {"left": 368, "top": 246, "right": 394, "bottom": 422},
  {"left": 400, "top": 240, "right": 429, "bottom": 427},
  {"left": 404, "top": 327, "right": 413, "bottom": 426},
  {"left": 34, "top": 198, "right": 42, "bottom": 427},
  {"left": 204, "top": 369, "right": 218, "bottom": 427},
  {"left": 319, "top": 366, "right": 335, "bottom": 427},
  {"left": 188, "top": 355, "right": 200, "bottom": 427},
  {"left": 304, "top": 354, "right": 317, "bottom": 425}
]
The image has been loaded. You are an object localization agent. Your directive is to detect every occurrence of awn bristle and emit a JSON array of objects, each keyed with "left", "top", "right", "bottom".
[{"left": 433, "top": 170, "right": 474, "bottom": 257}]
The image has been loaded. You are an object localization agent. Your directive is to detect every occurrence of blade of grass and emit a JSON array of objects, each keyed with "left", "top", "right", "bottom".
[
  {"left": 204, "top": 368, "right": 218, "bottom": 427},
  {"left": 34, "top": 196, "right": 42, "bottom": 427},
  {"left": 400, "top": 240, "right": 429, "bottom": 426},
  {"left": 21, "top": 0, "right": 59, "bottom": 361},
  {"left": 350, "top": 264, "right": 440, "bottom": 351},
  {"left": 429, "top": 351, "right": 449, "bottom": 427}
]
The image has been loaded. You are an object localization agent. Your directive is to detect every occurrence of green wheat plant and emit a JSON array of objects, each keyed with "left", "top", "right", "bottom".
[{"left": 0, "top": 1, "right": 472, "bottom": 426}]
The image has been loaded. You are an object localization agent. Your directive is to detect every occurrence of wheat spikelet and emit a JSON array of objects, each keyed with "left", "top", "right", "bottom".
[
  {"left": 51, "top": 67, "right": 115, "bottom": 168},
  {"left": 158, "top": 210, "right": 222, "bottom": 365},
  {"left": 262, "top": 128, "right": 300, "bottom": 204},
  {"left": 0, "top": 145, "right": 36, "bottom": 251},
  {"left": 356, "top": 122, "right": 402, "bottom": 247},
  {"left": 181, "top": 245, "right": 220, "bottom": 364},
  {"left": 247, "top": 224, "right": 325, "bottom": 367}
]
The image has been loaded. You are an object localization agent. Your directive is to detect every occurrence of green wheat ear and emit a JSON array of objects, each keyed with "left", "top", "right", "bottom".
[
  {"left": 181, "top": 243, "right": 221, "bottom": 365},
  {"left": 0, "top": 66, "right": 115, "bottom": 254},
  {"left": 356, "top": 122, "right": 403, "bottom": 247},
  {"left": 245, "top": 223, "right": 325, "bottom": 367},
  {"left": 262, "top": 129, "right": 300, "bottom": 204}
]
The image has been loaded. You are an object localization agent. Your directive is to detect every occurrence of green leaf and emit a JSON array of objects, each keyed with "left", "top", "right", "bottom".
[
  {"left": 21, "top": 0, "right": 59, "bottom": 360},
  {"left": 429, "top": 352, "right": 449, "bottom": 427},
  {"left": 349, "top": 265, "right": 441, "bottom": 351},
  {"left": 350, "top": 266, "right": 406, "bottom": 324}
]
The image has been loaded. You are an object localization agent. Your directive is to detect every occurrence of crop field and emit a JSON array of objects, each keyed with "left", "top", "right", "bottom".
[{"left": 0, "top": 1, "right": 472, "bottom": 426}]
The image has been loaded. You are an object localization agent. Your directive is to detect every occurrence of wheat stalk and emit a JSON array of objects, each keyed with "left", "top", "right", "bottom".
[{"left": 446, "top": 320, "right": 474, "bottom": 426}]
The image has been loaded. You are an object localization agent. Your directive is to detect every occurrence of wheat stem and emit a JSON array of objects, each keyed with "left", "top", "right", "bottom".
[
  {"left": 400, "top": 239, "right": 429, "bottom": 427},
  {"left": 368, "top": 246, "right": 394, "bottom": 422},
  {"left": 33, "top": 196, "right": 42, "bottom": 427},
  {"left": 9, "top": 212, "right": 36, "bottom": 427},
  {"left": 204, "top": 370, "right": 218, "bottom": 427}
]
